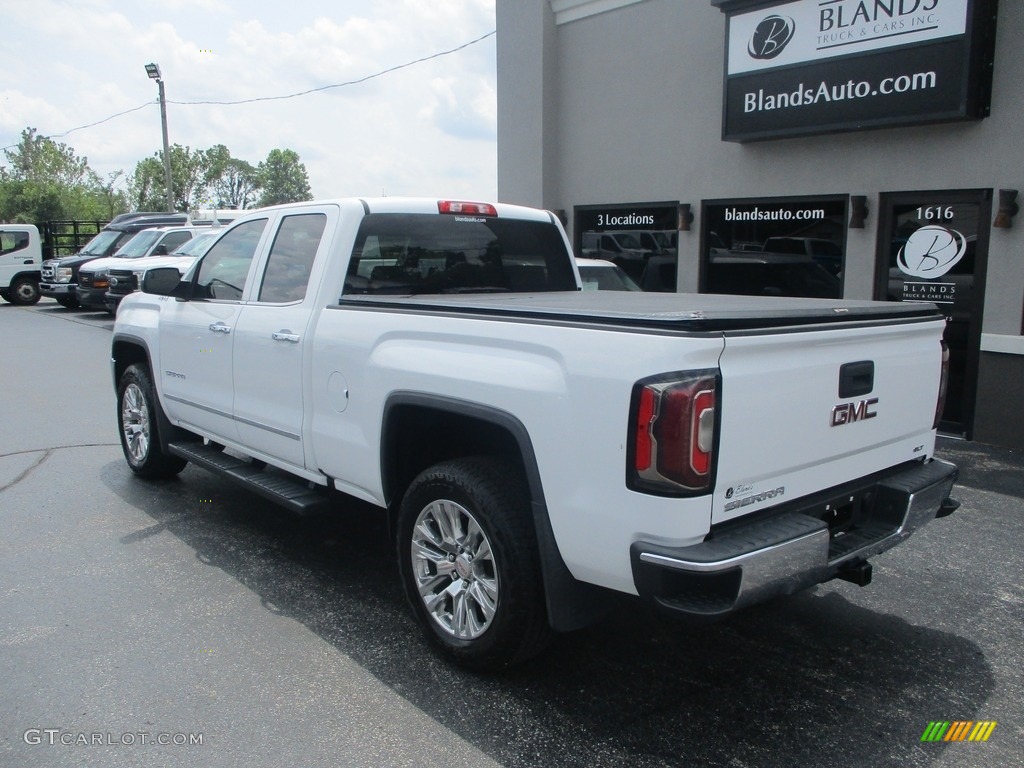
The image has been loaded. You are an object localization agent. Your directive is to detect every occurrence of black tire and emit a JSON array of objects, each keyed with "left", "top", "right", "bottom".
[
  {"left": 117, "top": 363, "right": 187, "bottom": 479},
  {"left": 7, "top": 276, "right": 40, "bottom": 305},
  {"left": 397, "top": 457, "right": 552, "bottom": 670},
  {"left": 56, "top": 296, "right": 80, "bottom": 309}
]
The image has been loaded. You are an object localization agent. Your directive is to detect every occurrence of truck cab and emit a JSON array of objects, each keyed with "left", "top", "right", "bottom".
[{"left": 0, "top": 224, "right": 43, "bottom": 305}]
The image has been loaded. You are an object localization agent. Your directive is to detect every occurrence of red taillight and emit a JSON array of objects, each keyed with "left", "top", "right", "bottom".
[
  {"left": 934, "top": 340, "right": 950, "bottom": 429},
  {"left": 630, "top": 372, "right": 718, "bottom": 494},
  {"left": 635, "top": 387, "right": 657, "bottom": 472},
  {"left": 438, "top": 200, "right": 497, "bottom": 217}
]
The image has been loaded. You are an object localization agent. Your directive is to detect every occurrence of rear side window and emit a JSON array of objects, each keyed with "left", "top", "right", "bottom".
[
  {"left": 343, "top": 213, "right": 576, "bottom": 296},
  {"left": 159, "top": 231, "right": 193, "bottom": 254},
  {"left": 258, "top": 213, "right": 327, "bottom": 303}
]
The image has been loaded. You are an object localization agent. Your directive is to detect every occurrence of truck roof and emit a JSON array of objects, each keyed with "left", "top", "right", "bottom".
[{"left": 249, "top": 197, "right": 558, "bottom": 223}]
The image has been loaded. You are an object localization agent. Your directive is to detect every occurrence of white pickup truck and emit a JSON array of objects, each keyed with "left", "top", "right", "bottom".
[{"left": 111, "top": 198, "right": 958, "bottom": 668}]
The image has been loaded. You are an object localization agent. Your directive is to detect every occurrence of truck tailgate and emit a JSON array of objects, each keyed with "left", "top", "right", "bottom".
[{"left": 712, "top": 317, "right": 946, "bottom": 524}]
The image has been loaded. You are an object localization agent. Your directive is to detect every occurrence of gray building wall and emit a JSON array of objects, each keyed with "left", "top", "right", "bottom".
[{"left": 497, "top": 0, "right": 1023, "bottom": 448}]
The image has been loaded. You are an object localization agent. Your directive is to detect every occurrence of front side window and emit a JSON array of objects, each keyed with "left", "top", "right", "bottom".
[
  {"left": 194, "top": 219, "right": 267, "bottom": 300},
  {"left": 258, "top": 214, "right": 327, "bottom": 303},
  {"left": 343, "top": 213, "right": 576, "bottom": 297},
  {"left": 115, "top": 230, "right": 162, "bottom": 258},
  {"left": 80, "top": 230, "right": 126, "bottom": 256},
  {"left": 0, "top": 231, "right": 29, "bottom": 254}
]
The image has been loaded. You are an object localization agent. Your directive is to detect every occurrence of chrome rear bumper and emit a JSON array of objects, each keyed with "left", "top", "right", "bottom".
[{"left": 631, "top": 458, "right": 958, "bottom": 618}]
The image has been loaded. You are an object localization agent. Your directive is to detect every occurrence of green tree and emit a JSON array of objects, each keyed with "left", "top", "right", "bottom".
[
  {"left": 90, "top": 170, "right": 129, "bottom": 220},
  {"left": 126, "top": 156, "right": 167, "bottom": 211},
  {"left": 202, "top": 144, "right": 261, "bottom": 209},
  {"left": 257, "top": 149, "right": 313, "bottom": 207},
  {"left": 4, "top": 127, "right": 89, "bottom": 187},
  {"left": 128, "top": 144, "right": 210, "bottom": 212},
  {"left": 0, "top": 127, "right": 117, "bottom": 222}
]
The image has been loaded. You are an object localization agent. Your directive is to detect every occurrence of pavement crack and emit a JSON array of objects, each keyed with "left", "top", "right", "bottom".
[
  {"left": 0, "top": 449, "right": 52, "bottom": 494},
  {"left": 0, "top": 442, "right": 118, "bottom": 461}
]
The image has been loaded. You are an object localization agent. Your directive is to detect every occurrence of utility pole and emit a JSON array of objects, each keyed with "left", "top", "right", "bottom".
[{"left": 145, "top": 63, "right": 174, "bottom": 212}]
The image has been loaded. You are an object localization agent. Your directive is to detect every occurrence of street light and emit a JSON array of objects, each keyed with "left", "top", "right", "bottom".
[{"left": 145, "top": 63, "right": 175, "bottom": 213}]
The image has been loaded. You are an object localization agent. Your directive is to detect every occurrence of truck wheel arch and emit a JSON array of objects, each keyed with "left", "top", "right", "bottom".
[
  {"left": 111, "top": 336, "right": 152, "bottom": 389},
  {"left": 111, "top": 336, "right": 193, "bottom": 453},
  {"left": 380, "top": 392, "right": 610, "bottom": 632}
]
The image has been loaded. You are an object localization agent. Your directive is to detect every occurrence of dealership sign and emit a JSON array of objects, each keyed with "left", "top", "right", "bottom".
[{"left": 714, "top": 0, "right": 998, "bottom": 141}]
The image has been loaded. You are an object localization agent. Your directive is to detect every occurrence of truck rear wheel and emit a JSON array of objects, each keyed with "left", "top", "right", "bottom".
[
  {"left": 397, "top": 457, "right": 552, "bottom": 670},
  {"left": 7, "top": 276, "right": 40, "bottom": 305},
  {"left": 117, "top": 364, "right": 187, "bottom": 479}
]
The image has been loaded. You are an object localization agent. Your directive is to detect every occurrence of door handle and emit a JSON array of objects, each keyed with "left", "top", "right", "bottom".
[
  {"left": 209, "top": 323, "right": 232, "bottom": 334},
  {"left": 272, "top": 331, "right": 301, "bottom": 343}
]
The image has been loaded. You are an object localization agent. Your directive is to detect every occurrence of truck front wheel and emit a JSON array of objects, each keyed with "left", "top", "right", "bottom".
[
  {"left": 6, "top": 276, "right": 40, "bottom": 305},
  {"left": 397, "top": 458, "right": 552, "bottom": 669},
  {"left": 117, "top": 364, "right": 187, "bottom": 479}
]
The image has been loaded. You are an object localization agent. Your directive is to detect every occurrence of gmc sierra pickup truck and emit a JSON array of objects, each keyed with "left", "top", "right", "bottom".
[{"left": 111, "top": 198, "right": 958, "bottom": 669}]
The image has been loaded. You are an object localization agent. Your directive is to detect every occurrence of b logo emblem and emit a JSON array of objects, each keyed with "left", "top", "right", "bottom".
[
  {"left": 898, "top": 226, "right": 968, "bottom": 279},
  {"left": 748, "top": 15, "right": 795, "bottom": 60}
]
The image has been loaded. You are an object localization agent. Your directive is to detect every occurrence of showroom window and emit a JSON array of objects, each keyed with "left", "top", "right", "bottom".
[
  {"left": 700, "top": 196, "right": 847, "bottom": 299},
  {"left": 574, "top": 202, "right": 679, "bottom": 291}
]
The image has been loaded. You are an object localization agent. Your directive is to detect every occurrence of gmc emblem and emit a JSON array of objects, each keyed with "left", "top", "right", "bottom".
[{"left": 831, "top": 398, "right": 878, "bottom": 427}]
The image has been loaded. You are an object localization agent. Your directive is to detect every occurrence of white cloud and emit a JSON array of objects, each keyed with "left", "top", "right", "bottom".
[
  {"left": 421, "top": 76, "right": 497, "bottom": 141},
  {"left": 0, "top": 0, "right": 498, "bottom": 202}
]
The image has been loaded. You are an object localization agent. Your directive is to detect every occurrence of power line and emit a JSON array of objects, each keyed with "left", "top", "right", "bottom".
[
  {"left": 1, "top": 102, "right": 152, "bottom": 152},
  {"left": 171, "top": 30, "right": 496, "bottom": 106},
  {"left": 0, "top": 30, "right": 496, "bottom": 153}
]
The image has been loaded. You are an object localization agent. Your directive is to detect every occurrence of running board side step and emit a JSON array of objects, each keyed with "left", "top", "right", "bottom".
[{"left": 168, "top": 442, "right": 332, "bottom": 515}]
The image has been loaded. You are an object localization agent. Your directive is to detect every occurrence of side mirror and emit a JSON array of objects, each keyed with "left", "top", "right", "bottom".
[
  {"left": 141, "top": 266, "right": 186, "bottom": 297},
  {"left": 152, "top": 244, "right": 168, "bottom": 255}
]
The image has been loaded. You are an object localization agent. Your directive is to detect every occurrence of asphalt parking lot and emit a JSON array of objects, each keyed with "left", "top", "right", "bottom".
[{"left": 2, "top": 300, "right": 1022, "bottom": 767}]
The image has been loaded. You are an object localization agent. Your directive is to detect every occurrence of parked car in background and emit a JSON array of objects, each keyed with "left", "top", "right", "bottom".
[
  {"left": 576, "top": 258, "right": 640, "bottom": 291},
  {"left": 729, "top": 241, "right": 763, "bottom": 253},
  {"left": 189, "top": 209, "right": 247, "bottom": 227},
  {"left": 77, "top": 226, "right": 200, "bottom": 311},
  {"left": 639, "top": 254, "right": 677, "bottom": 292},
  {"left": 707, "top": 253, "right": 841, "bottom": 299},
  {"left": 40, "top": 212, "right": 189, "bottom": 308},
  {"left": 0, "top": 224, "right": 43, "bottom": 305},
  {"left": 613, "top": 229, "right": 676, "bottom": 256},
  {"left": 106, "top": 230, "right": 221, "bottom": 313},
  {"left": 580, "top": 231, "right": 656, "bottom": 281},
  {"left": 762, "top": 236, "right": 843, "bottom": 276}
]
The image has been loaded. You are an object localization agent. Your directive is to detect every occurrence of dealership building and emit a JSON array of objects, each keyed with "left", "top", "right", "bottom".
[{"left": 495, "top": 0, "right": 1022, "bottom": 449}]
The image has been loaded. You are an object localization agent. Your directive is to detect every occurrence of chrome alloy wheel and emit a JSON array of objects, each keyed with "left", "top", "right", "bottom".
[
  {"left": 121, "top": 382, "right": 151, "bottom": 465},
  {"left": 410, "top": 499, "right": 499, "bottom": 640}
]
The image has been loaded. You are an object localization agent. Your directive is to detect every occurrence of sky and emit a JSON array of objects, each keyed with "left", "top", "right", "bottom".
[{"left": 0, "top": 0, "right": 498, "bottom": 203}]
